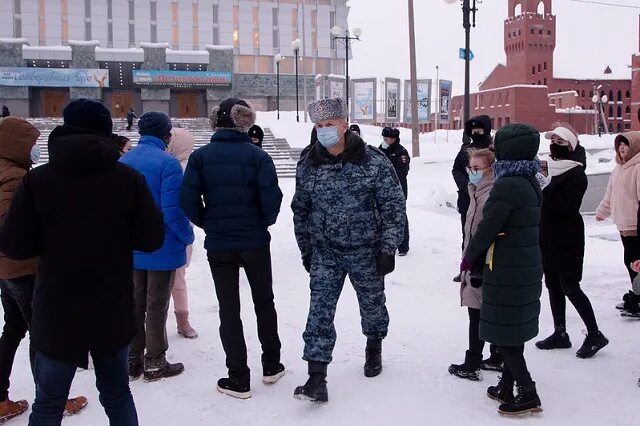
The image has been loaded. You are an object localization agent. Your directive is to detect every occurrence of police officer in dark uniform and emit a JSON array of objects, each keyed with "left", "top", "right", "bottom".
[{"left": 380, "top": 127, "right": 410, "bottom": 255}]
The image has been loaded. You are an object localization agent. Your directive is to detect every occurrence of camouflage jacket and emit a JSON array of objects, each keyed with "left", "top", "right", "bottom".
[{"left": 291, "top": 131, "right": 406, "bottom": 256}]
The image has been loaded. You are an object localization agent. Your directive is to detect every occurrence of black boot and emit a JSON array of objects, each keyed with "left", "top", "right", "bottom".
[
  {"left": 453, "top": 274, "right": 462, "bottom": 283},
  {"left": 294, "top": 362, "right": 328, "bottom": 403},
  {"left": 481, "top": 345, "right": 503, "bottom": 372},
  {"left": 217, "top": 374, "right": 251, "bottom": 399},
  {"left": 576, "top": 331, "right": 609, "bottom": 359},
  {"left": 262, "top": 363, "right": 286, "bottom": 384},
  {"left": 364, "top": 339, "right": 383, "bottom": 378},
  {"left": 487, "top": 376, "right": 515, "bottom": 404},
  {"left": 143, "top": 357, "right": 185, "bottom": 382},
  {"left": 448, "top": 350, "right": 482, "bottom": 381},
  {"left": 128, "top": 359, "right": 143, "bottom": 382},
  {"left": 535, "top": 326, "right": 572, "bottom": 350},
  {"left": 498, "top": 382, "right": 543, "bottom": 416}
]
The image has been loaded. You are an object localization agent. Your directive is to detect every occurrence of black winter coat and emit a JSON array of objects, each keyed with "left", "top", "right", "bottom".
[
  {"left": 0, "top": 126, "right": 164, "bottom": 368},
  {"left": 380, "top": 140, "right": 410, "bottom": 197},
  {"left": 181, "top": 129, "right": 283, "bottom": 251},
  {"left": 540, "top": 165, "right": 588, "bottom": 282}
]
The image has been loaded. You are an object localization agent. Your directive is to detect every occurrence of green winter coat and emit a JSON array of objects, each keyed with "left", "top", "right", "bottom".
[{"left": 464, "top": 123, "right": 543, "bottom": 346}]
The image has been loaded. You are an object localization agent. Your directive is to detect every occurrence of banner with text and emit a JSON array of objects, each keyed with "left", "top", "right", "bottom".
[
  {"left": 352, "top": 78, "right": 377, "bottom": 123},
  {"left": 133, "top": 70, "right": 232, "bottom": 88},
  {"left": 438, "top": 80, "right": 453, "bottom": 124},
  {"left": 0, "top": 67, "right": 109, "bottom": 88},
  {"left": 385, "top": 78, "right": 401, "bottom": 122},
  {"left": 404, "top": 79, "right": 432, "bottom": 123}
]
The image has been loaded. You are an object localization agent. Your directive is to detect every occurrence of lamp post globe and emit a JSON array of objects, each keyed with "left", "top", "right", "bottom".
[
  {"left": 331, "top": 26, "right": 343, "bottom": 36},
  {"left": 352, "top": 28, "right": 362, "bottom": 38}
]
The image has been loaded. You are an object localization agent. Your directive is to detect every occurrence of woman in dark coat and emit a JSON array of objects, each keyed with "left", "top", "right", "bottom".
[
  {"left": 536, "top": 125, "right": 608, "bottom": 358},
  {"left": 461, "top": 123, "right": 543, "bottom": 416}
]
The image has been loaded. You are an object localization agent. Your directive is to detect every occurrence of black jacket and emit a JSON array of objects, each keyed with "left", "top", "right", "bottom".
[
  {"left": 0, "top": 106, "right": 9, "bottom": 118},
  {"left": 0, "top": 125, "right": 164, "bottom": 368},
  {"left": 540, "top": 165, "right": 588, "bottom": 282},
  {"left": 379, "top": 140, "right": 410, "bottom": 197},
  {"left": 127, "top": 110, "right": 137, "bottom": 121}
]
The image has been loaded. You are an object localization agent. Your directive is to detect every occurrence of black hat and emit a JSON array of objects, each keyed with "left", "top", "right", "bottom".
[
  {"left": 138, "top": 111, "right": 172, "bottom": 139},
  {"left": 349, "top": 124, "right": 361, "bottom": 134},
  {"left": 209, "top": 98, "right": 256, "bottom": 133},
  {"left": 248, "top": 124, "right": 264, "bottom": 143},
  {"left": 63, "top": 99, "right": 113, "bottom": 136},
  {"left": 464, "top": 115, "right": 492, "bottom": 137},
  {"left": 382, "top": 127, "right": 399, "bottom": 139}
]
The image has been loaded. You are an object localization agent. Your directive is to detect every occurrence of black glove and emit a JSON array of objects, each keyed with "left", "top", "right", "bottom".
[
  {"left": 302, "top": 253, "right": 312, "bottom": 273},
  {"left": 377, "top": 254, "right": 395, "bottom": 276},
  {"left": 470, "top": 277, "right": 483, "bottom": 288}
]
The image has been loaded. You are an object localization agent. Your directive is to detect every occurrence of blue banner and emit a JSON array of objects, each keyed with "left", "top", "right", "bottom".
[
  {"left": 0, "top": 67, "right": 109, "bottom": 88},
  {"left": 133, "top": 70, "right": 232, "bottom": 88}
]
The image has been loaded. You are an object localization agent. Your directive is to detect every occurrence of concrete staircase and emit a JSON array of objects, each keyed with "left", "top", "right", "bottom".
[{"left": 29, "top": 117, "right": 297, "bottom": 178}]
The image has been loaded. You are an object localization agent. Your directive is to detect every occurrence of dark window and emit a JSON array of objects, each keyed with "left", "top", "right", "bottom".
[
  {"left": 617, "top": 90, "right": 622, "bottom": 102},
  {"left": 538, "top": 29, "right": 543, "bottom": 35},
  {"left": 626, "top": 106, "right": 631, "bottom": 114},
  {"left": 617, "top": 123, "right": 623, "bottom": 132},
  {"left": 609, "top": 90, "right": 614, "bottom": 101},
  {"left": 213, "top": 27, "right": 219, "bottom": 45},
  {"left": 532, "top": 66, "right": 536, "bottom": 75},
  {"left": 273, "top": 30, "right": 279, "bottom": 49},
  {"left": 213, "top": 4, "right": 219, "bottom": 22},
  {"left": 609, "top": 105, "right": 614, "bottom": 117},
  {"left": 530, "top": 28, "right": 535, "bottom": 34},
  {"left": 589, "top": 91, "right": 593, "bottom": 98},
  {"left": 272, "top": 8, "right": 278, "bottom": 26},
  {"left": 538, "top": 80, "right": 541, "bottom": 85},
  {"left": 85, "top": 0, "right": 91, "bottom": 17},
  {"left": 151, "top": 1, "right": 157, "bottom": 21},
  {"left": 129, "top": 1, "right": 134, "bottom": 18},
  {"left": 13, "top": 0, "right": 21, "bottom": 14},
  {"left": 538, "top": 64, "right": 541, "bottom": 72},
  {"left": 608, "top": 123, "right": 613, "bottom": 133},
  {"left": 617, "top": 105, "right": 622, "bottom": 117},
  {"left": 85, "top": 22, "right": 91, "bottom": 40},
  {"left": 626, "top": 123, "right": 632, "bottom": 130},
  {"left": 505, "top": 117, "right": 511, "bottom": 124},
  {"left": 581, "top": 90, "right": 585, "bottom": 97},
  {"left": 626, "top": 90, "right": 631, "bottom": 98},
  {"left": 547, "top": 30, "right": 551, "bottom": 35},
  {"left": 544, "top": 62, "right": 547, "bottom": 71},
  {"left": 544, "top": 78, "right": 547, "bottom": 85},
  {"left": 600, "top": 90, "right": 605, "bottom": 98}
]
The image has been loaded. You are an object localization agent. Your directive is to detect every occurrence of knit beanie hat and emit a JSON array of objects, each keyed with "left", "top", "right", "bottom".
[
  {"left": 209, "top": 98, "right": 256, "bottom": 133},
  {"left": 138, "top": 112, "right": 172, "bottom": 139},
  {"left": 248, "top": 124, "right": 264, "bottom": 143},
  {"left": 63, "top": 99, "right": 113, "bottom": 136}
]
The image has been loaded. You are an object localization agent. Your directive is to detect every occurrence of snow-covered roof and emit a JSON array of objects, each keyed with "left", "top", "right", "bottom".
[
  {"left": 95, "top": 47, "right": 144, "bottom": 62},
  {"left": 556, "top": 108, "right": 596, "bottom": 114},
  {"left": 22, "top": 45, "right": 72, "bottom": 60},
  {"left": 554, "top": 64, "right": 631, "bottom": 81},
  {"left": 477, "top": 84, "right": 547, "bottom": 93},
  {"left": 205, "top": 45, "right": 233, "bottom": 51},
  {"left": 67, "top": 40, "right": 100, "bottom": 47},
  {"left": 548, "top": 91, "right": 578, "bottom": 97},
  {"left": 0, "top": 38, "right": 29, "bottom": 44},
  {"left": 166, "top": 49, "right": 210, "bottom": 64},
  {"left": 140, "top": 42, "right": 170, "bottom": 49}
]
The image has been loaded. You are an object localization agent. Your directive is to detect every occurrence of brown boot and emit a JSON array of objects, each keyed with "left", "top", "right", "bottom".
[
  {"left": 0, "top": 399, "right": 29, "bottom": 422},
  {"left": 176, "top": 311, "right": 198, "bottom": 339},
  {"left": 63, "top": 396, "right": 88, "bottom": 417}
]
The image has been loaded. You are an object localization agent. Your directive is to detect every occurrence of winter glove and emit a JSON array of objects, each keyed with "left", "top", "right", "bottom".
[
  {"left": 460, "top": 257, "right": 471, "bottom": 273},
  {"left": 302, "top": 253, "right": 312, "bottom": 273},
  {"left": 470, "top": 277, "right": 483, "bottom": 288},
  {"left": 377, "top": 254, "right": 395, "bottom": 276}
]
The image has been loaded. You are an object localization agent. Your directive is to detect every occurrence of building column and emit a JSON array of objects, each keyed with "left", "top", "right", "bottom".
[
  {"left": 141, "top": 43, "right": 170, "bottom": 114},
  {"left": 206, "top": 46, "right": 234, "bottom": 114},
  {"left": 69, "top": 41, "right": 102, "bottom": 101},
  {"left": 0, "top": 39, "right": 30, "bottom": 117}
]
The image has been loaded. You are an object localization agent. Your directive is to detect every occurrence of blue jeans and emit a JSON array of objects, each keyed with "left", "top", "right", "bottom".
[{"left": 29, "top": 348, "right": 138, "bottom": 426}]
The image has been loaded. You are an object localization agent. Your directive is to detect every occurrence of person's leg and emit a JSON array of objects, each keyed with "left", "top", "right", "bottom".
[
  {"left": 562, "top": 278, "right": 599, "bottom": 333},
  {"left": 144, "top": 270, "right": 175, "bottom": 363},
  {"left": 208, "top": 251, "right": 249, "bottom": 379},
  {"left": 498, "top": 345, "right": 532, "bottom": 387},
  {"left": 399, "top": 213, "right": 410, "bottom": 254},
  {"left": 129, "top": 270, "right": 148, "bottom": 366},
  {"left": 468, "top": 308, "right": 485, "bottom": 358},
  {"left": 29, "top": 352, "right": 76, "bottom": 425},
  {"left": 544, "top": 268, "right": 567, "bottom": 329},
  {"left": 240, "top": 245, "right": 281, "bottom": 370},
  {"left": 0, "top": 281, "right": 30, "bottom": 402},
  {"left": 622, "top": 235, "right": 640, "bottom": 283},
  {"left": 302, "top": 248, "right": 348, "bottom": 364},
  {"left": 93, "top": 347, "right": 138, "bottom": 426}
]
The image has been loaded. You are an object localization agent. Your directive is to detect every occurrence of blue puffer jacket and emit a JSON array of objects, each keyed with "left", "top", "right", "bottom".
[
  {"left": 120, "top": 135, "right": 194, "bottom": 270},
  {"left": 180, "top": 129, "right": 283, "bottom": 251}
]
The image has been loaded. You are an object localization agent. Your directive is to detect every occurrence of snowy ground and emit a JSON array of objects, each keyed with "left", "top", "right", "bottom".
[{"left": 3, "top": 123, "right": 639, "bottom": 425}]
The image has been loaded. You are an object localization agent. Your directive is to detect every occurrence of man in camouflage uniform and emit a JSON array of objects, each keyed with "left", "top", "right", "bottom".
[{"left": 291, "top": 98, "right": 406, "bottom": 403}]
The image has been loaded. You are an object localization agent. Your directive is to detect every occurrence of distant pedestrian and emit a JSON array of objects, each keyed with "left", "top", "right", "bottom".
[
  {"left": 596, "top": 131, "right": 640, "bottom": 311},
  {"left": 126, "top": 108, "right": 137, "bottom": 131},
  {"left": 121, "top": 112, "right": 194, "bottom": 382},
  {"left": 452, "top": 115, "right": 492, "bottom": 282},
  {"left": 461, "top": 123, "right": 543, "bottom": 416},
  {"left": 1, "top": 106, "right": 9, "bottom": 118},
  {"left": 291, "top": 98, "right": 406, "bottom": 403},
  {"left": 248, "top": 124, "right": 264, "bottom": 149},
  {"left": 380, "top": 127, "right": 410, "bottom": 255},
  {"left": 0, "top": 99, "right": 165, "bottom": 425},
  {"left": 166, "top": 127, "right": 198, "bottom": 339},
  {"left": 181, "top": 99, "right": 284, "bottom": 399}
]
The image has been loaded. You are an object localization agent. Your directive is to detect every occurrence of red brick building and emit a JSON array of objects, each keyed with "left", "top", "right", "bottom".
[{"left": 450, "top": 0, "right": 635, "bottom": 134}]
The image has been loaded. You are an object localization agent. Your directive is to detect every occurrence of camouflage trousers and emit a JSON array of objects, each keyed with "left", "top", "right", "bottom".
[{"left": 303, "top": 246, "right": 389, "bottom": 363}]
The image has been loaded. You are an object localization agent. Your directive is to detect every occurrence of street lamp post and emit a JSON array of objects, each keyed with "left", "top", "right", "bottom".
[
  {"left": 444, "top": 0, "right": 479, "bottom": 130},
  {"left": 275, "top": 54, "right": 283, "bottom": 120},
  {"left": 292, "top": 39, "right": 302, "bottom": 123},
  {"left": 331, "top": 26, "right": 362, "bottom": 121},
  {"left": 592, "top": 85, "right": 608, "bottom": 137}
]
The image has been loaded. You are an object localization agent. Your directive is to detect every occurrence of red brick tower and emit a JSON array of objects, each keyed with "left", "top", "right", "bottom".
[{"left": 504, "top": 0, "right": 556, "bottom": 85}]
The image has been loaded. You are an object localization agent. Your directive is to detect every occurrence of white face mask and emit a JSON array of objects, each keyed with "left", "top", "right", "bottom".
[{"left": 30, "top": 144, "right": 41, "bottom": 165}]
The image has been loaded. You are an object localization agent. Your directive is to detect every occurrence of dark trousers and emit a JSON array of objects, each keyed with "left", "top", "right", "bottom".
[
  {"left": 207, "top": 245, "right": 281, "bottom": 378},
  {"left": 498, "top": 345, "right": 533, "bottom": 387},
  {"left": 0, "top": 276, "right": 36, "bottom": 402},
  {"left": 129, "top": 270, "right": 175, "bottom": 365},
  {"left": 30, "top": 347, "right": 138, "bottom": 426},
  {"left": 544, "top": 268, "right": 598, "bottom": 333},
  {"left": 467, "top": 308, "right": 485, "bottom": 357},
  {"left": 126, "top": 119, "right": 133, "bottom": 131},
  {"left": 621, "top": 235, "right": 640, "bottom": 283},
  {"left": 399, "top": 214, "right": 410, "bottom": 253}
]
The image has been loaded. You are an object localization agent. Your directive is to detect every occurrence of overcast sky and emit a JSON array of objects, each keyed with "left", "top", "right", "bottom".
[{"left": 348, "top": 0, "right": 639, "bottom": 95}]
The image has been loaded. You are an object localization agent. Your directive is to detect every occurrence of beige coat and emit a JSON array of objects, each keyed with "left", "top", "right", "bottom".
[
  {"left": 167, "top": 128, "right": 196, "bottom": 171},
  {"left": 596, "top": 132, "right": 640, "bottom": 234},
  {"left": 460, "top": 173, "right": 495, "bottom": 309}
]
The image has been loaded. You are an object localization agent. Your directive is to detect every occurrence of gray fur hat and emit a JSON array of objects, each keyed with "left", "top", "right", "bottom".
[
  {"left": 209, "top": 98, "right": 256, "bottom": 133},
  {"left": 308, "top": 98, "right": 347, "bottom": 123}
]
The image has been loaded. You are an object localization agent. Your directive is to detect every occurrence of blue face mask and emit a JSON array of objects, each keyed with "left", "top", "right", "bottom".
[
  {"left": 316, "top": 126, "right": 341, "bottom": 148},
  {"left": 380, "top": 142, "right": 389, "bottom": 150},
  {"left": 30, "top": 144, "right": 41, "bottom": 165},
  {"left": 468, "top": 169, "right": 483, "bottom": 186}
]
